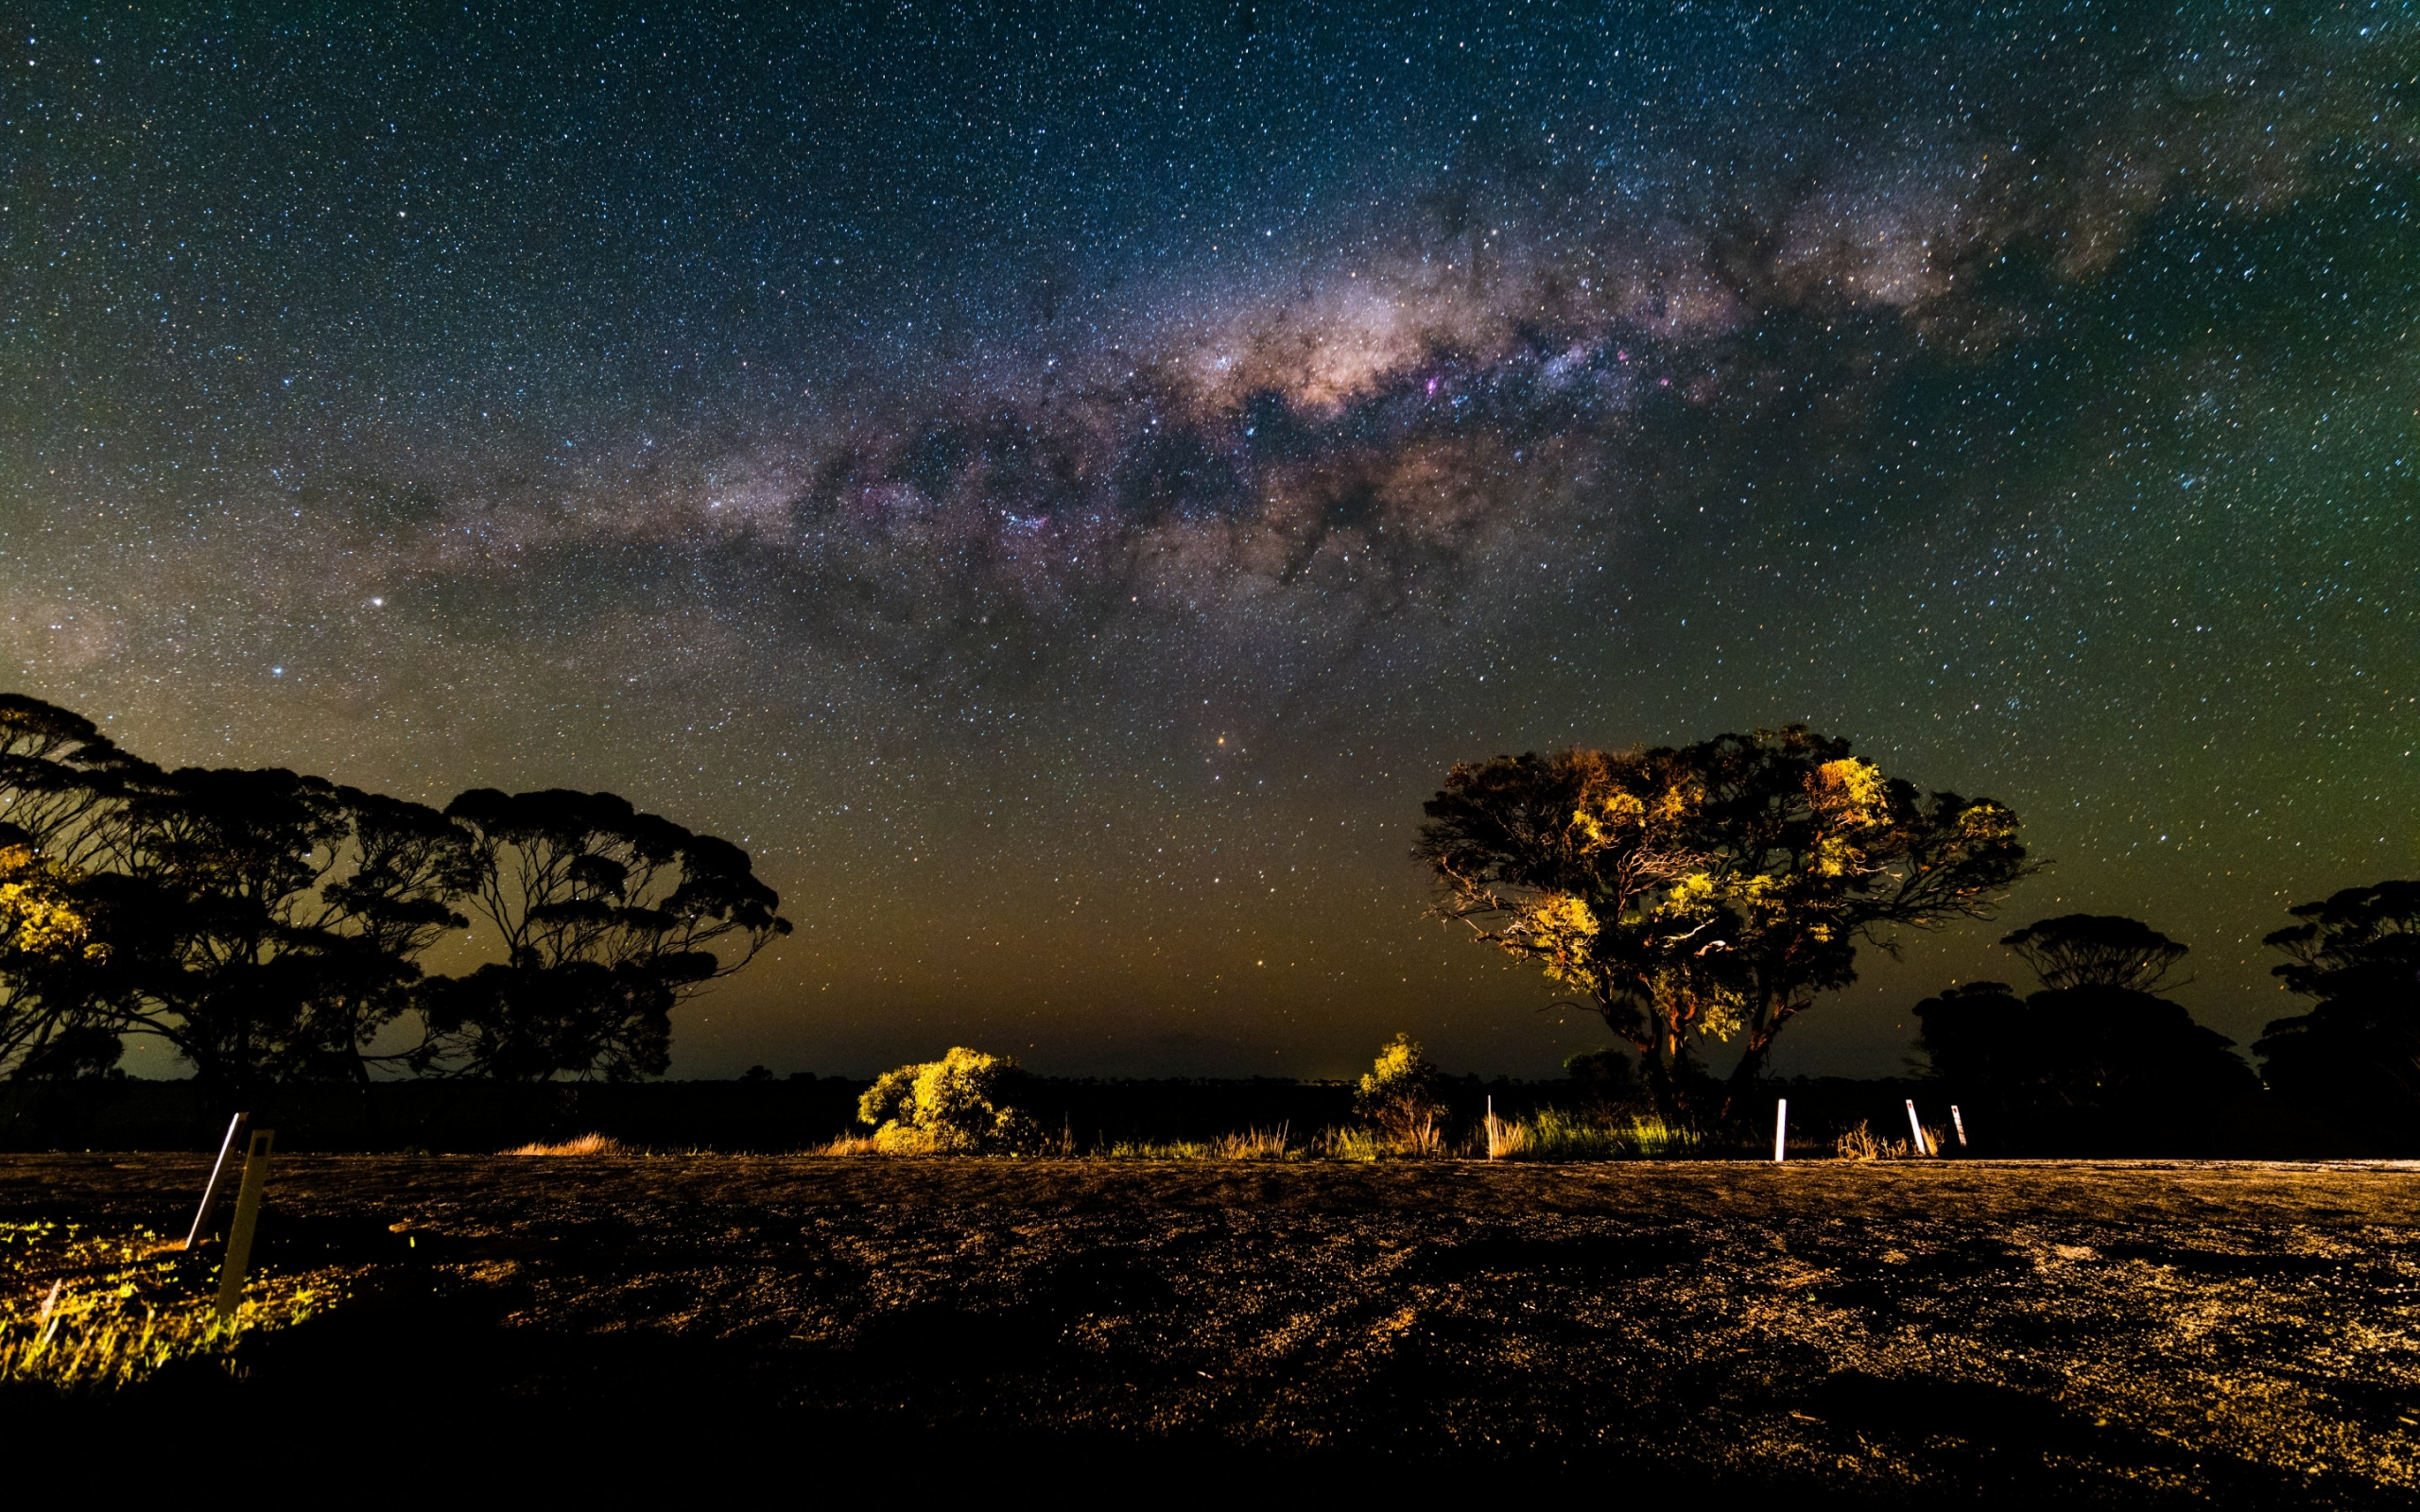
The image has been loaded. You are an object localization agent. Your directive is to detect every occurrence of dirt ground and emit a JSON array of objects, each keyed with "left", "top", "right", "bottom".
[{"left": 6, "top": 1155, "right": 2417, "bottom": 1502}]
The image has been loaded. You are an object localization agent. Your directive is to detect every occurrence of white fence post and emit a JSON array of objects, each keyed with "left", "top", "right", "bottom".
[
  {"left": 1951, "top": 1105, "right": 1968, "bottom": 1150},
  {"left": 1772, "top": 1098, "right": 1789, "bottom": 1162},
  {"left": 213, "top": 1129, "right": 275, "bottom": 1320},
  {"left": 182, "top": 1111, "right": 251, "bottom": 1250},
  {"left": 1904, "top": 1098, "right": 1931, "bottom": 1157}
]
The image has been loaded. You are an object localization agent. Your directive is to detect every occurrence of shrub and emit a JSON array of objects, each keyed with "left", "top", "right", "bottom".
[
  {"left": 856, "top": 1046, "right": 1041, "bottom": 1154},
  {"left": 1356, "top": 1033, "right": 1445, "bottom": 1155}
]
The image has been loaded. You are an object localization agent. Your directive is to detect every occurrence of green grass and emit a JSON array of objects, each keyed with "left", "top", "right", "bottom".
[
  {"left": 1488, "top": 1108, "right": 1705, "bottom": 1160},
  {"left": 0, "top": 1220, "right": 339, "bottom": 1391},
  {"left": 1104, "top": 1127, "right": 1297, "bottom": 1160}
]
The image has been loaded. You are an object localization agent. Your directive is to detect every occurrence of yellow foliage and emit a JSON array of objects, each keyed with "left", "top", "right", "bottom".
[
  {"left": 1808, "top": 757, "right": 1889, "bottom": 825},
  {"left": 0, "top": 844, "right": 96, "bottom": 959},
  {"left": 856, "top": 1046, "right": 1040, "bottom": 1154},
  {"left": 1570, "top": 789, "right": 1646, "bottom": 848},
  {"left": 1355, "top": 1034, "right": 1444, "bottom": 1155}
]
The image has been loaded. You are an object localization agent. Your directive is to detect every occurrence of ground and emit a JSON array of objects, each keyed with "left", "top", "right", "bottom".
[{"left": 4, "top": 1155, "right": 2415, "bottom": 1502}]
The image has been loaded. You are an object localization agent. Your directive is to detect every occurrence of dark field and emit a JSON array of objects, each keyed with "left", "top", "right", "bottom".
[{"left": 8, "top": 1155, "right": 2419, "bottom": 1502}]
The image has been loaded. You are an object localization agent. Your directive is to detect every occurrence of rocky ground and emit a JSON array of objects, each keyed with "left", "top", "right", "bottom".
[{"left": 4, "top": 1154, "right": 2416, "bottom": 1502}]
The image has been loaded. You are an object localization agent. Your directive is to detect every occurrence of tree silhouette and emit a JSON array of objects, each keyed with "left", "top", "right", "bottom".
[
  {"left": 413, "top": 788, "right": 791, "bottom": 1080},
  {"left": 1916, "top": 915, "right": 2256, "bottom": 1143},
  {"left": 2256, "top": 881, "right": 2420, "bottom": 1125},
  {"left": 62, "top": 766, "right": 475, "bottom": 1089},
  {"left": 0, "top": 696, "right": 788, "bottom": 1086},
  {"left": 2000, "top": 914, "right": 2190, "bottom": 994},
  {"left": 1419, "top": 727, "right": 2030, "bottom": 1121}
]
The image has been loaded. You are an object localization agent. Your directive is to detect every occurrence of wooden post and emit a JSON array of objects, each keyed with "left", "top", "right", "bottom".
[
  {"left": 213, "top": 1129, "right": 274, "bottom": 1320},
  {"left": 1904, "top": 1098, "right": 1930, "bottom": 1157},
  {"left": 1772, "top": 1098, "right": 1789, "bottom": 1163},
  {"left": 182, "top": 1111, "right": 251, "bottom": 1250},
  {"left": 1486, "top": 1095, "right": 1495, "bottom": 1160},
  {"left": 1950, "top": 1105, "right": 1969, "bottom": 1150}
]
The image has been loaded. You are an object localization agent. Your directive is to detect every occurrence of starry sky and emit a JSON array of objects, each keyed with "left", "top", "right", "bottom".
[{"left": 4, "top": 2, "right": 2415, "bottom": 1081}]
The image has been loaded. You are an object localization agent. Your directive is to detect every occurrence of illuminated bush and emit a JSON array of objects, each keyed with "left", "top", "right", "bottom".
[
  {"left": 1355, "top": 1033, "right": 1445, "bottom": 1156},
  {"left": 856, "top": 1046, "right": 1041, "bottom": 1154}
]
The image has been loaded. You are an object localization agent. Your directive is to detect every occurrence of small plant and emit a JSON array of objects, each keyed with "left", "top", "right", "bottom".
[
  {"left": 1356, "top": 1033, "right": 1446, "bottom": 1157},
  {"left": 1215, "top": 1125, "right": 1293, "bottom": 1160},
  {"left": 1832, "top": 1120, "right": 1919, "bottom": 1160},
  {"left": 857, "top": 1046, "right": 1041, "bottom": 1154},
  {"left": 1320, "top": 1126, "right": 1391, "bottom": 1162}
]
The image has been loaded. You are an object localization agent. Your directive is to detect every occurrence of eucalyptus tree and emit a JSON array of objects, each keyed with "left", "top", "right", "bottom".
[
  {"left": 414, "top": 788, "right": 791, "bottom": 1080},
  {"left": 1418, "top": 726, "right": 2031, "bottom": 1122},
  {"left": 2256, "top": 881, "right": 2420, "bottom": 1123}
]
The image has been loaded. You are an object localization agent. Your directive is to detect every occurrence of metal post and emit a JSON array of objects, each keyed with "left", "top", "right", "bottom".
[
  {"left": 1772, "top": 1098, "right": 1789, "bottom": 1163},
  {"left": 1950, "top": 1105, "right": 1968, "bottom": 1150},
  {"left": 213, "top": 1129, "right": 274, "bottom": 1320},
  {"left": 1904, "top": 1098, "right": 1930, "bottom": 1157},
  {"left": 182, "top": 1111, "right": 251, "bottom": 1250}
]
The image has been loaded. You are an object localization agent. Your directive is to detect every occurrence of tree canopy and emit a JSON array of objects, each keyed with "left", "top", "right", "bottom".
[
  {"left": 1999, "top": 914, "right": 2190, "bottom": 995},
  {"left": 1914, "top": 915, "right": 2255, "bottom": 1147},
  {"left": 2255, "top": 881, "right": 2420, "bottom": 1125},
  {"left": 0, "top": 695, "right": 788, "bottom": 1087},
  {"left": 1417, "top": 726, "right": 2030, "bottom": 1120}
]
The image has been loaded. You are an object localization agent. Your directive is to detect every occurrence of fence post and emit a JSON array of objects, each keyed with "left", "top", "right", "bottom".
[
  {"left": 213, "top": 1129, "right": 275, "bottom": 1320},
  {"left": 1486, "top": 1095, "right": 1495, "bottom": 1160},
  {"left": 182, "top": 1111, "right": 251, "bottom": 1250},
  {"left": 1773, "top": 1098, "right": 1789, "bottom": 1163},
  {"left": 1904, "top": 1099, "right": 1930, "bottom": 1157},
  {"left": 1951, "top": 1105, "right": 1969, "bottom": 1150}
]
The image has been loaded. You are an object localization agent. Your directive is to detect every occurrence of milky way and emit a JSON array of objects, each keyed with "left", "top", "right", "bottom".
[{"left": 5, "top": 3, "right": 2416, "bottom": 1078}]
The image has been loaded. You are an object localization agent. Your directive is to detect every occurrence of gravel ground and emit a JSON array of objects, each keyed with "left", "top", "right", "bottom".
[{"left": 5, "top": 1155, "right": 2416, "bottom": 1502}]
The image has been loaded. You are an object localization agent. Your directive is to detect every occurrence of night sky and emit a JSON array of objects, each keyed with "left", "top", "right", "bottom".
[{"left": 5, "top": 3, "right": 2414, "bottom": 1081}]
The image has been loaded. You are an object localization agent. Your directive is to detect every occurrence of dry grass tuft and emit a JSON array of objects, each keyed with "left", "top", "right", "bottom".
[
  {"left": 505, "top": 1133, "right": 628, "bottom": 1157},
  {"left": 1213, "top": 1125, "right": 1293, "bottom": 1160},
  {"left": 1832, "top": 1120, "right": 1925, "bottom": 1160},
  {"left": 811, "top": 1134, "right": 882, "bottom": 1157}
]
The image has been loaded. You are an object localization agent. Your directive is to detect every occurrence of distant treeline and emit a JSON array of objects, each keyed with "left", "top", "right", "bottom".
[
  {"left": 9, "top": 696, "right": 2415, "bottom": 1156},
  {"left": 0, "top": 696, "right": 788, "bottom": 1091},
  {"left": 0, "top": 1071, "right": 2375, "bottom": 1158}
]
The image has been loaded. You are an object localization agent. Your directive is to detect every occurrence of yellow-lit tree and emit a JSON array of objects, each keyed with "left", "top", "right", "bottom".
[{"left": 1418, "top": 727, "right": 2031, "bottom": 1123}]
